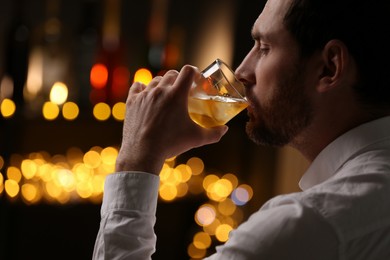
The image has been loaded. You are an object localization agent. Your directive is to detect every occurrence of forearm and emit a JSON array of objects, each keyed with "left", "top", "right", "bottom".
[{"left": 93, "top": 172, "right": 160, "bottom": 260}]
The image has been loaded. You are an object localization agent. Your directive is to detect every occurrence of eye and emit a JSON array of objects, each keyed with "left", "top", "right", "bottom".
[{"left": 258, "top": 43, "right": 270, "bottom": 56}]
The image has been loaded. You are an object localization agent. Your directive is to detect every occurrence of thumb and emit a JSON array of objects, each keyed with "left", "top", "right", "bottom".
[{"left": 199, "top": 125, "right": 229, "bottom": 146}]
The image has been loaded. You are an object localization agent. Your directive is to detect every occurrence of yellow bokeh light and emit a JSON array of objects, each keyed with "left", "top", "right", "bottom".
[
  {"left": 21, "top": 159, "right": 38, "bottom": 179},
  {"left": 7, "top": 166, "right": 22, "bottom": 183},
  {"left": 175, "top": 164, "right": 192, "bottom": 183},
  {"left": 187, "top": 243, "right": 207, "bottom": 259},
  {"left": 218, "top": 198, "right": 236, "bottom": 216},
  {"left": 176, "top": 182, "right": 189, "bottom": 198},
  {"left": 50, "top": 82, "right": 68, "bottom": 105},
  {"left": 45, "top": 181, "right": 62, "bottom": 199},
  {"left": 193, "top": 232, "right": 212, "bottom": 250},
  {"left": 159, "top": 183, "right": 177, "bottom": 201},
  {"left": 133, "top": 68, "right": 153, "bottom": 85},
  {"left": 0, "top": 174, "right": 4, "bottom": 195},
  {"left": 222, "top": 173, "right": 238, "bottom": 189},
  {"left": 83, "top": 150, "right": 101, "bottom": 169},
  {"left": 76, "top": 182, "right": 93, "bottom": 198},
  {"left": 208, "top": 179, "right": 233, "bottom": 201},
  {"left": 55, "top": 169, "right": 76, "bottom": 192},
  {"left": 112, "top": 102, "right": 126, "bottom": 121},
  {"left": 5, "top": 179, "right": 19, "bottom": 197},
  {"left": 203, "top": 174, "right": 219, "bottom": 191},
  {"left": 93, "top": 102, "right": 111, "bottom": 121},
  {"left": 100, "top": 147, "right": 118, "bottom": 166},
  {"left": 21, "top": 183, "right": 38, "bottom": 202},
  {"left": 186, "top": 157, "right": 204, "bottom": 175},
  {"left": 62, "top": 102, "right": 79, "bottom": 120},
  {"left": 42, "top": 101, "right": 60, "bottom": 120},
  {"left": 1, "top": 98, "right": 16, "bottom": 118},
  {"left": 203, "top": 218, "right": 220, "bottom": 236},
  {"left": 215, "top": 224, "right": 233, "bottom": 242}
]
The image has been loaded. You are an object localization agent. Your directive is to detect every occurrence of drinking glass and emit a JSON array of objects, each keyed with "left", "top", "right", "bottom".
[{"left": 188, "top": 59, "right": 248, "bottom": 128}]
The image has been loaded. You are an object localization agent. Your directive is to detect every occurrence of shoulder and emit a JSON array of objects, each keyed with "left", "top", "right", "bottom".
[{"left": 214, "top": 193, "right": 339, "bottom": 259}]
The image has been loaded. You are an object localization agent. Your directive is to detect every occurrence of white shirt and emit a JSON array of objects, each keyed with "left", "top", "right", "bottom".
[{"left": 93, "top": 116, "right": 390, "bottom": 260}]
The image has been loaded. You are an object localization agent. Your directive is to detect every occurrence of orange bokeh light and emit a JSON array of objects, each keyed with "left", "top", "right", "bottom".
[{"left": 90, "top": 63, "right": 108, "bottom": 89}]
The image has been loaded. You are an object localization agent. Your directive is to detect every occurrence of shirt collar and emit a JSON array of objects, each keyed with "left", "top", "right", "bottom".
[{"left": 299, "top": 116, "right": 390, "bottom": 191}]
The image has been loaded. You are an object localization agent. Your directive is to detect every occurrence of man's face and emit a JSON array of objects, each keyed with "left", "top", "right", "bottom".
[{"left": 235, "top": 0, "right": 315, "bottom": 147}]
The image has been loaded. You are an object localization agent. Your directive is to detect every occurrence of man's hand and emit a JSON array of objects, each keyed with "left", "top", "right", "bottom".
[{"left": 115, "top": 65, "right": 229, "bottom": 175}]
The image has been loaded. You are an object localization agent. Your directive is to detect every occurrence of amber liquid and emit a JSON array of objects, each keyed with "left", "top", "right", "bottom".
[{"left": 188, "top": 95, "right": 248, "bottom": 128}]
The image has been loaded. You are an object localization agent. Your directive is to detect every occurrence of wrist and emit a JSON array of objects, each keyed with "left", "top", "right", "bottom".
[{"left": 115, "top": 152, "right": 164, "bottom": 175}]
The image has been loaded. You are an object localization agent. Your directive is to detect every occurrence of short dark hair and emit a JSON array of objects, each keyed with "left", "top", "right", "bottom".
[{"left": 284, "top": 0, "right": 390, "bottom": 108}]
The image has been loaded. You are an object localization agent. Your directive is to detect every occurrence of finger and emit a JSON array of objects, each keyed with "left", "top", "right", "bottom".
[
  {"left": 129, "top": 82, "right": 146, "bottom": 95},
  {"left": 145, "top": 76, "right": 163, "bottom": 91},
  {"left": 157, "top": 70, "right": 179, "bottom": 88},
  {"left": 199, "top": 125, "right": 229, "bottom": 146},
  {"left": 172, "top": 65, "right": 201, "bottom": 95}
]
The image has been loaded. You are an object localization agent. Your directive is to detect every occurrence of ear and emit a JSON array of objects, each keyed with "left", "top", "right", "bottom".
[{"left": 318, "top": 39, "right": 349, "bottom": 93}]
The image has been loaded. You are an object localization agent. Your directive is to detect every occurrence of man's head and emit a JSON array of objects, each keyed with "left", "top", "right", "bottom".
[
  {"left": 284, "top": 0, "right": 390, "bottom": 109},
  {"left": 236, "top": 0, "right": 390, "bottom": 155}
]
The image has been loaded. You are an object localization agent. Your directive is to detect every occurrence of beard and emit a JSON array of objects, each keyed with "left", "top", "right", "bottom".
[{"left": 245, "top": 64, "right": 314, "bottom": 147}]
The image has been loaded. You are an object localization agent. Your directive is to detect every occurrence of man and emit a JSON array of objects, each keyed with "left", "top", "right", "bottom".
[{"left": 93, "top": 0, "right": 390, "bottom": 259}]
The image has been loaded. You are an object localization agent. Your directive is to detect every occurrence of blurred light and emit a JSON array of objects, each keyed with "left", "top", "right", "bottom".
[
  {"left": 21, "top": 183, "right": 38, "bottom": 202},
  {"left": 50, "top": 82, "right": 68, "bottom": 105},
  {"left": 195, "top": 204, "right": 216, "bottom": 226},
  {"left": 0, "top": 156, "right": 4, "bottom": 170},
  {"left": 0, "top": 173, "right": 3, "bottom": 195},
  {"left": 187, "top": 157, "right": 204, "bottom": 176},
  {"left": 203, "top": 218, "right": 220, "bottom": 236},
  {"left": 203, "top": 174, "right": 219, "bottom": 191},
  {"left": 215, "top": 224, "right": 233, "bottom": 242},
  {"left": 193, "top": 232, "right": 212, "bottom": 250},
  {"left": 62, "top": 102, "right": 79, "bottom": 120},
  {"left": 102, "top": 0, "right": 120, "bottom": 51},
  {"left": 83, "top": 150, "right": 101, "bottom": 169},
  {"left": 231, "top": 184, "right": 253, "bottom": 206},
  {"left": 21, "top": 159, "right": 38, "bottom": 179},
  {"left": 208, "top": 179, "right": 233, "bottom": 201},
  {"left": 93, "top": 102, "right": 111, "bottom": 121},
  {"left": 159, "top": 183, "right": 177, "bottom": 201},
  {"left": 0, "top": 75, "right": 14, "bottom": 99},
  {"left": 90, "top": 64, "right": 108, "bottom": 89},
  {"left": 112, "top": 67, "right": 130, "bottom": 100},
  {"left": 218, "top": 198, "right": 236, "bottom": 216},
  {"left": 0, "top": 98, "right": 16, "bottom": 118},
  {"left": 112, "top": 102, "right": 125, "bottom": 121},
  {"left": 76, "top": 182, "right": 93, "bottom": 198},
  {"left": 222, "top": 173, "right": 238, "bottom": 189},
  {"left": 100, "top": 147, "right": 118, "bottom": 166},
  {"left": 187, "top": 243, "right": 207, "bottom": 259},
  {"left": 176, "top": 182, "right": 189, "bottom": 198},
  {"left": 26, "top": 47, "right": 43, "bottom": 96},
  {"left": 7, "top": 166, "right": 22, "bottom": 183},
  {"left": 90, "top": 89, "right": 107, "bottom": 104},
  {"left": 133, "top": 68, "right": 152, "bottom": 85},
  {"left": 42, "top": 101, "right": 60, "bottom": 120},
  {"left": 175, "top": 164, "right": 192, "bottom": 183},
  {"left": 5, "top": 179, "right": 19, "bottom": 198}
]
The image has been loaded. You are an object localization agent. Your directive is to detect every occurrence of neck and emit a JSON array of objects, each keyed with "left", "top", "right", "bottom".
[{"left": 289, "top": 111, "right": 390, "bottom": 162}]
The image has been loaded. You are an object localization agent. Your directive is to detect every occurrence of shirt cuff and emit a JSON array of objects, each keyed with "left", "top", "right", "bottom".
[{"left": 101, "top": 171, "right": 160, "bottom": 216}]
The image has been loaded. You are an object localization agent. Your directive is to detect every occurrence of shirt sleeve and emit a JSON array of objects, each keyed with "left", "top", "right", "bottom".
[{"left": 92, "top": 171, "right": 160, "bottom": 260}]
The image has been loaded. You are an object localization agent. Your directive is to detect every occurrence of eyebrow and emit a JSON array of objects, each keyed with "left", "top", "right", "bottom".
[{"left": 251, "top": 24, "right": 269, "bottom": 42}]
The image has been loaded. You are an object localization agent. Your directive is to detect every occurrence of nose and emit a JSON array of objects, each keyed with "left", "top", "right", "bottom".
[{"left": 234, "top": 53, "right": 255, "bottom": 88}]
